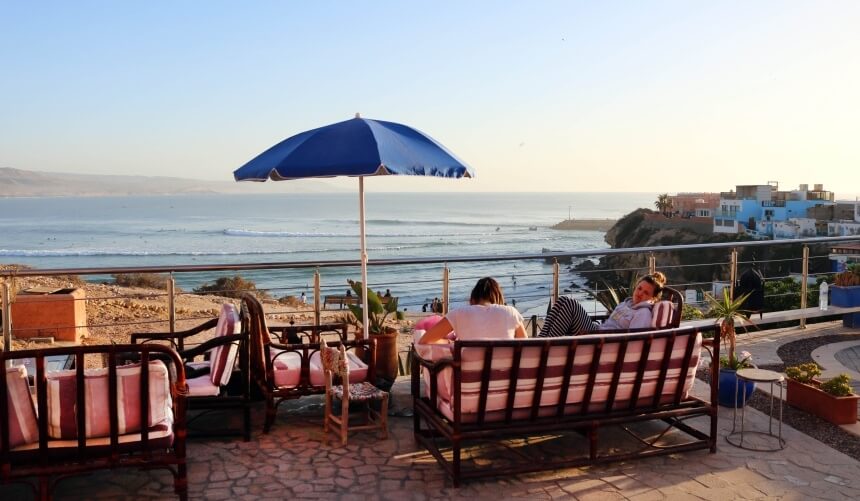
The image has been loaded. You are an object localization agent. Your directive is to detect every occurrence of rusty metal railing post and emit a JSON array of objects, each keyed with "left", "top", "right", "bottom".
[
  {"left": 729, "top": 248, "right": 738, "bottom": 300},
  {"left": 314, "top": 269, "right": 321, "bottom": 326},
  {"left": 2, "top": 281, "right": 11, "bottom": 352},
  {"left": 442, "top": 265, "right": 449, "bottom": 315},
  {"left": 552, "top": 259, "right": 560, "bottom": 306},
  {"left": 800, "top": 245, "right": 809, "bottom": 329},
  {"left": 168, "top": 273, "right": 176, "bottom": 335}
]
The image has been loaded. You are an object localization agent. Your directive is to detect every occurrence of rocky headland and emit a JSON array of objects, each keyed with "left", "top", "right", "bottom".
[{"left": 574, "top": 208, "right": 832, "bottom": 288}]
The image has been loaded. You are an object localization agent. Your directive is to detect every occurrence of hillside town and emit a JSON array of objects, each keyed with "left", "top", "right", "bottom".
[{"left": 664, "top": 182, "right": 860, "bottom": 270}]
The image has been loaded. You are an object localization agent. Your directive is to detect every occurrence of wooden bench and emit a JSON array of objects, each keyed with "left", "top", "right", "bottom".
[
  {"left": 1, "top": 344, "right": 188, "bottom": 500},
  {"left": 411, "top": 324, "right": 719, "bottom": 485},
  {"left": 323, "top": 294, "right": 396, "bottom": 309},
  {"left": 241, "top": 293, "right": 377, "bottom": 433},
  {"left": 323, "top": 295, "right": 358, "bottom": 309}
]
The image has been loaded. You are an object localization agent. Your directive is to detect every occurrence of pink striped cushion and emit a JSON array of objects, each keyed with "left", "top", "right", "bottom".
[
  {"left": 414, "top": 342, "right": 454, "bottom": 401},
  {"left": 428, "top": 333, "right": 701, "bottom": 419},
  {"left": 210, "top": 303, "right": 241, "bottom": 386},
  {"left": 309, "top": 351, "right": 368, "bottom": 386},
  {"left": 650, "top": 301, "right": 675, "bottom": 329},
  {"left": 5, "top": 365, "right": 39, "bottom": 448},
  {"left": 46, "top": 361, "right": 172, "bottom": 439}
]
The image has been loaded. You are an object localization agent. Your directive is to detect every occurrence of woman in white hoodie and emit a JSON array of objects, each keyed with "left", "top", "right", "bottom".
[{"left": 538, "top": 272, "right": 667, "bottom": 337}]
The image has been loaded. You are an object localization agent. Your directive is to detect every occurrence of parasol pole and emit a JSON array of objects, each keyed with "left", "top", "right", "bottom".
[{"left": 358, "top": 176, "right": 369, "bottom": 340}]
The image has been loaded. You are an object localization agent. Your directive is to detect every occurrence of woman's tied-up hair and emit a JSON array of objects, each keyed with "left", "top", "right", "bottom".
[
  {"left": 640, "top": 271, "right": 667, "bottom": 298},
  {"left": 470, "top": 277, "right": 505, "bottom": 306}
]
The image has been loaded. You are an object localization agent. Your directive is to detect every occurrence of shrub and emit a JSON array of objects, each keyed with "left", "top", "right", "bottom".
[
  {"left": 193, "top": 275, "right": 270, "bottom": 299},
  {"left": 821, "top": 374, "right": 854, "bottom": 397},
  {"left": 785, "top": 363, "right": 821, "bottom": 384},
  {"left": 278, "top": 295, "right": 302, "bottom": 307},
  {"left": 113, "top": 273, "right": 179, "bottom": 291},
  {"left": 681, "top": 304, "right": 704, "bottom": 320}
]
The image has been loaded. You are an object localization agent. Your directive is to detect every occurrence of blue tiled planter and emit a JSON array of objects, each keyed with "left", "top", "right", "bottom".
[
  {"left": 844, "top": 312, "right": 860, "bottom": 329},
  {"left": 718, "top": 369, "right": 756, "bottom": 407},
  {"left": 831, "top": 285, "right": 860, "bottom": 308}
]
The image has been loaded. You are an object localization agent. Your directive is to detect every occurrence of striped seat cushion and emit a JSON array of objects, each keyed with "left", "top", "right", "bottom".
[
  {"left": 650, "top": 300, "right": 676, "bottom": 329},
  {"left": 10, "top": 422, "right": 174, "bottom": 454},
  {"left": 5, "top": 365, "right": 39, "bottom": 449},
  {"left": 46, "top": 361, "right": 173, "bottom": 439},
  {"left": 209, "top": 303, "right": 241, "bottom": 387},
  {"left": 428, "top": 332, "right": 701, "bottom": 422}
]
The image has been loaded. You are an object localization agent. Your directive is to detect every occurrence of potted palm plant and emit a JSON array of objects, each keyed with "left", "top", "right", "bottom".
[
  {"left": 705, "top": 289, "right": 756, "bottom": 407},
  {"left": 346, "top": 279, "right": 400, "bottom": 383},
  {"left": 785, "top": 363, "right": 859, "bottom": 424}
]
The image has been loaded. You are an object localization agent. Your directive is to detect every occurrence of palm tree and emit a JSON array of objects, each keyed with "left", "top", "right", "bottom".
[{"left": 654, "top": 193, "right": 672, "bottom": 217}]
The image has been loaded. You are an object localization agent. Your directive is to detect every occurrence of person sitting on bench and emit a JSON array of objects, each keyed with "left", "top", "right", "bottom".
[
  {"left": 538, "top": 272, "right": 667, "bottom": 337},
  {"left": 419, "top": 277, "right": 527, "bottom": 344}
]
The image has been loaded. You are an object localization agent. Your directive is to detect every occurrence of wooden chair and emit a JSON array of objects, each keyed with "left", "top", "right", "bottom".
[
  {"left": 129, "top": 303, "right": 251, "bottom": 441},
  {"left": 242, "top": 293, "right": 376, "bottom": 433},
  {"left": 320, "top": 338, "right": 388, "bottom": 446}
]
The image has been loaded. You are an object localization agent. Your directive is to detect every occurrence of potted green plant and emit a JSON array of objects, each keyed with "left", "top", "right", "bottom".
[
  {"left": 832, "top": 264, "right": 860, "bottom": 328},
  {"left": 704, "top": 289, "right": 756, "bottom": 407},
  {"left": 346, "top": 279, "right": 400, "bottom": 382},
  {"left": 832, "top": 263, "right": 860, "bottom": 305},
  {"left": 785, "top": 363, "right": 859, "bottom": 425}
]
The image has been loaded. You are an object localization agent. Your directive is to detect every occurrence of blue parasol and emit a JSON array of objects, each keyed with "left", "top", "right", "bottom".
[{"left": 233, "top": 114, "right": 474, "bottom": 339}]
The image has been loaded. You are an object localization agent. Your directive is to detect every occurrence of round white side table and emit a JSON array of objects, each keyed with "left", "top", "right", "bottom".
[{"left": 726, "top": 368, "right": 786, "bottom": 451}]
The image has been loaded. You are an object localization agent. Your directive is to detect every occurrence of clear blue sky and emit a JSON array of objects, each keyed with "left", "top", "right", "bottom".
[{"left": 2, "top": 1, "right": 858, "bottom": 197}]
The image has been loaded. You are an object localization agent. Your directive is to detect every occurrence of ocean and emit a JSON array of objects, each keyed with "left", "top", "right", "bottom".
[{"left": 0, "top": 192, "right": 656, "bottom": 315}]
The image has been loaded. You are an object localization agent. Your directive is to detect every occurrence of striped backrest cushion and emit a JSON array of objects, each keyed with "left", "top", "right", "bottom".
[
  {"left": 443, "top": 332, "right": 701, "bottom": 417},
  {"left": 210, "top": 303, "right": 241, "bottom": 386},
  {"left": 5, "top": 365, "right": 39, "bottom": 448},
  {"left": 650, "top": 301, "right": 675, "bottom": 329},
  {"left": 46, "top": 360, "right": 172, "bottom": 439}
]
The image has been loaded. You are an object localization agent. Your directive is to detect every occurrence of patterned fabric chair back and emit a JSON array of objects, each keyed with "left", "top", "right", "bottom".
[{"left": 320, "top": 338, "right": 349, "bottom": 381}]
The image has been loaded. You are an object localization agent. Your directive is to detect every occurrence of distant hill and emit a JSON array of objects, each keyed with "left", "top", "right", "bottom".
[{"left": 0, "top": 167, "right": 344, "bottom": 197}]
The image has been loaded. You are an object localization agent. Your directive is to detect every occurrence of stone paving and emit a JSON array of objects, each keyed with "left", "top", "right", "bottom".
[{"left": 4, "top": 321, "right": 860, "bottom": 500}]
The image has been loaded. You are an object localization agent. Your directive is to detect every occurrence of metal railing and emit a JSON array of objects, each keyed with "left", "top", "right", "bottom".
[{"left": 2, "top": 235, "right": 859, "bottom": 351}]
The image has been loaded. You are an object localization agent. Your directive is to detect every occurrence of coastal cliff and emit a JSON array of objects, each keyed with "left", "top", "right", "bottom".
[{"left": 579, "top": 208, "right": 830, "bottom": 288}]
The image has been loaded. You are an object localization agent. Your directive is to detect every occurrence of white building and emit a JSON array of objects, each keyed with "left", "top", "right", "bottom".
[{"left": 771, "top": 218, "right": 817, "bottom": 239}]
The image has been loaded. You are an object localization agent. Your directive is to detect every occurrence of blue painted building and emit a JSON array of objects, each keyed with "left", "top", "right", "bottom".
[{"left": 713, "top": 183, "right": 834, "bottom": 237}]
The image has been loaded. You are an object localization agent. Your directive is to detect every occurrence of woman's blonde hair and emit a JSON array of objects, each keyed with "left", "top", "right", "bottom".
[{"left": 470, "top": 277, "right": 505, "bottom": 305}]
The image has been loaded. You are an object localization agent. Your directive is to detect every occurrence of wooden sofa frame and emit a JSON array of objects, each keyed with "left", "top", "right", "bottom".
[
  {"left": 241, "top": 293, "right": 376, "bottom": 433},
  {"left": 267, "top": 322, "right": 350, "bottom": 345},
  {"left": 129, "top": 305, "right": 251, "bottom": 441},
  {"left": 1, "top": 343, "right": 188, "bottom": 500},
  {"left": 411, "top": 324, "right": 719, "bottom": 486}
]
